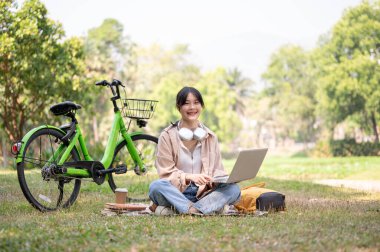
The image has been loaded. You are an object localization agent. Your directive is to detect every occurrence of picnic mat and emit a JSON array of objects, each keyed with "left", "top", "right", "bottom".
[{"left": 101, "top": 203, "right": 270, "bottom": 217}]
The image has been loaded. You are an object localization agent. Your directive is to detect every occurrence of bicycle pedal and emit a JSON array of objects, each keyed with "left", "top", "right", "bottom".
[{"left": 115, "top": 165, "right": 127, "bottom": 174}]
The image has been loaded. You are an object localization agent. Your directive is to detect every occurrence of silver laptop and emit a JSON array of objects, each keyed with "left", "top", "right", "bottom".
[{"left": 213, "top": 148, "right": 268, "bottom": 183}]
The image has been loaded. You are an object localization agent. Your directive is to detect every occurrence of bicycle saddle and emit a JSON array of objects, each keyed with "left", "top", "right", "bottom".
[{"left": 50, "top": 101, "right": 82, "bottom": 116}]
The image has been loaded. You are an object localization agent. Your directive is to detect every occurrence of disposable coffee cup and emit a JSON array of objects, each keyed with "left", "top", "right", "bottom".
[{"left": 115, "top": 188, "right": 128, "bottom": 204}]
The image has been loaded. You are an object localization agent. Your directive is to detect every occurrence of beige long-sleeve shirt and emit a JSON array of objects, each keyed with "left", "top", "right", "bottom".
[{"left": 155, "top": 123, "right": 227, "bottom": 198}]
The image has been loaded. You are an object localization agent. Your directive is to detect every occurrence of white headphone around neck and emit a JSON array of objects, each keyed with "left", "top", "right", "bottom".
[{"left": 177, "top": 121, "right": 207, "bottom": 141}]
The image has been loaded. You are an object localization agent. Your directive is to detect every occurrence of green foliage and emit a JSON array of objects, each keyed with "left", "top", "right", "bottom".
[
  {"left": 140, "top": 46, "right": 243, "bottom": 147},
  {"left": 79, "top": 18, "right": 137, "bottom": 146},
  {"left": 224, "top": 67, "right": 255, "bottom": 115},
  {"left": 87, "top": 19, "right": 126, "bottom": 55},
  {"left": 83, "top": 18, "right": 133, "bottom": 107},
  {"left": 150, "top": 72, "right": 186, "bottom": 132},
  {"left": 257, "top": 0, "right": 380, "bottom": 151},
  {"left": 329, "top": 139, "right": 380, "bottom": 156},
  {"left": 196, "top": 68, "right": 242, "bottom": 145},
  {"left": 3, "top": 0, "right": 378, "bottom": 160},
  {"left": 310, "top": 140, "right": 332, "bottom": 158},
  {"left": 132, "top": 43, "right": 200, "bottom": 95},
  {"left": 311, "top": 138, "right": 380, "bottom": 157},
  {"left": 316, "top": 0, "right": 380, "bottom": 142},
  {"left": 149, "top": 67, "right": 243, "bottom": 146},
  {"left": 141, "top": 45, "right": 202, "bottom": 133},
  {"left": 84, "top": 18, "right": 132, "bottom": 79},
  {"left": 0, "top": 0, "right": 85, "bottom": 141},
  {"left": 261, "top": 45, "right": 318, "bottom": 143}
]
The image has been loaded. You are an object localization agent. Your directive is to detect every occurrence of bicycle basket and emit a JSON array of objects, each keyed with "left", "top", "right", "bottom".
[{"left": 121, "top": 99, "right": 158, "bottom": 119}]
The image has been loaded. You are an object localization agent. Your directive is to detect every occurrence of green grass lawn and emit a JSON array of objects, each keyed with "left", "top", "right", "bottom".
[
  {"left": 1, "top": 157, "right": 379, "bottom": 251},
  {"left": 224, "top": 156, "right": 380, "bottom": 180}
]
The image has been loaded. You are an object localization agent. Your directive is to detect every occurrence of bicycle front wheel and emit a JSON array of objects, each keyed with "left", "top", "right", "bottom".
[
  {"left": 17, "top": 128, "right": 81, "bottom": 212},
  {"left": 108, "top": 134, "right": 158, "bottom": 193}
]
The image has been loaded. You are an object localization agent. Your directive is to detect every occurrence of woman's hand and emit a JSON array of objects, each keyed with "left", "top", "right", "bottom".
[{"left": 186, "top": 174, "right": 212, "bottom": 185}]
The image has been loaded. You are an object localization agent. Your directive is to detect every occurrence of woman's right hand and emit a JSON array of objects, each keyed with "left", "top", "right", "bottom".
[{"left": 186, "top": 174, "right": 212, "bottom": 185}]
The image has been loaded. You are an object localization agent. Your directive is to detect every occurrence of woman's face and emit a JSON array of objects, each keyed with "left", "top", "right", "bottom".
[{"left": 179, "top": 92, "right": 203, "bottom": 123}]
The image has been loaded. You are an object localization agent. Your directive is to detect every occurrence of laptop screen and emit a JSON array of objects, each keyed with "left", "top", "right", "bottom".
[{"left": 224, "top": 148, "right": 268, "bottom": 183}]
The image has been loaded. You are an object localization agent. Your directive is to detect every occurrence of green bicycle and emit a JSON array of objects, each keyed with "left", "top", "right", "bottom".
[{"left": 12, "top": 79, "right": 158, "bottom": 212}]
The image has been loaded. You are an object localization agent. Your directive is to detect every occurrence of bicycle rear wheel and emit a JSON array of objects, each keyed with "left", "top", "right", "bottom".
[
  {"left": 108, "top": 134, "right": 158, "bottom": 194},
  {"left": 17, "top": 128, "right": 81, "bottom": 212}
]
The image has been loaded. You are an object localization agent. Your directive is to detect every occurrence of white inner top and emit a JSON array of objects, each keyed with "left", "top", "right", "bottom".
[{"left": 178, "top": 138, "right": 202, "bottom": 174}]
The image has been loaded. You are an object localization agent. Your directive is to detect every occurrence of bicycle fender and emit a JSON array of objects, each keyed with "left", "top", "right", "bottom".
[{"left": 15, "top": 125, "right": 67, "bottom": 163}]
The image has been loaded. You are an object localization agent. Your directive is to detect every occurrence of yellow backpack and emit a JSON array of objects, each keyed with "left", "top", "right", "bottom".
[{"left": 234, "top": 182, "right": 286, "bottom": 212}]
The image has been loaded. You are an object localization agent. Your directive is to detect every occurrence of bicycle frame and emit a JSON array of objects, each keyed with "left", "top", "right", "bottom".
[{"left": 16, "top": 110, "right": 145, "bottom": 178}]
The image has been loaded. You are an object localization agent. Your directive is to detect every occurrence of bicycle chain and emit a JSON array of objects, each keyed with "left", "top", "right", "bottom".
[{"left": 59, "top": 173, "right": 151, "bottom": 202}]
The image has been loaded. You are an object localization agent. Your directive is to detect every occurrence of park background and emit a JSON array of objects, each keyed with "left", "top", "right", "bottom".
[
  {"left": 1, "top": 0, "right": 380, "bottom": 251},
  {"left": 1, "top": 0, "right": 380, "bottom": 164}
]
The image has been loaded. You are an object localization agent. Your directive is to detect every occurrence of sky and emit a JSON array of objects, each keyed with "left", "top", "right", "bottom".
[{"left": 36, "top": 0, "right": 362, "bottom": 88}]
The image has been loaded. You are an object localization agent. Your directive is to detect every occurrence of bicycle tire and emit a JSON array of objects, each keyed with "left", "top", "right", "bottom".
[
  {"left": 17, "top": 128, "right": 81, "bottom": 212},
  {"left": 108, "top": 134, "right": 158, "bottom": 193}
]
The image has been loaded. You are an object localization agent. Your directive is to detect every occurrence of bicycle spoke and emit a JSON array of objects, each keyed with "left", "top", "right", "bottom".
[
  {"left": 57, "top": 180, "right": 64, "bottom": 207},
  {"left": 23, "top": 156, "right": 51, "bottom": 166},
  {"left": 48, "top": 128, "right": 57, "bottom": 164},
  {"left": 108, "top": 134, "right": 158, "bottom": 195},
  {"left": 39, "top": 134, "right": 42, "bottom": 164},
  {"left": 17, "top": 128, "right": 81, "bottom": 211}
]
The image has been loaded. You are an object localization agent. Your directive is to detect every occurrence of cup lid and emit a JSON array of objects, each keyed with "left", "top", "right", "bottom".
[{"left": 115, "top": 188, "right": 128, "bottom": 193}]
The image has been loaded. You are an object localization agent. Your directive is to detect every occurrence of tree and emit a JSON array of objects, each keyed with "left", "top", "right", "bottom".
[
  {"left": 147, "top": 45, "right": 202, "bottom": 133},
  {"left": 133, "top": 44, "right": 248, "bottom": 149},
  {"left": 82, "top": 18, "right": 135, "bottom": 146},
  {"left": 150, "top": 73, "right": 186, "bottom": 133},
  {"left": 84, "top": 18, "right": 132, "bottom": 80},
  {"left": 133, "top": 44, "right": 200, "bottom": 96},
  {"left": 223, "top": 67, "right": 255, "bottom": 115},
  {"left": 261, "top": 45, "right": 318, "bottom": 145},
  {"left": 0, "top": 0, "right": 85, "bottom": 141},
  {"left": 316, "top": 0, "right": 380, "bottom": 142},
  {"left": 196, "top": 68, "right": 242, "bottom": 148},
  {"left": 149, "top": 65, "right": 241, "bottom": 150}
]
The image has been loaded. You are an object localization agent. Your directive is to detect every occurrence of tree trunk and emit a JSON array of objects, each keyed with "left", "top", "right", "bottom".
[
  {"left": 2, "top": 137, "right": 7, "bottom": 168},
  {"left": 370, "top": 111, "right": 379, "bottom": 143}
]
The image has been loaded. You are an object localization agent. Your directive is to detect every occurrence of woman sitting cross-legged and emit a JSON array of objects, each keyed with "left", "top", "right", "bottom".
[{"left": 149, "top": 86, "right": 241, "bottom": 215}]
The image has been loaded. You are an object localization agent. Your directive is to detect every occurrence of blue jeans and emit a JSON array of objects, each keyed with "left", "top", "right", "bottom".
[{"left": 149, "top": 179, "right": 241, "bottom": 214}]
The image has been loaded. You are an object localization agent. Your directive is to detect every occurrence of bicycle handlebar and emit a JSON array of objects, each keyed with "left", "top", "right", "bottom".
[
  {"left": 95, "top": 79, "right": 125, "bottom": 102},
  {"left": 95, "top": 79, "right": 124, "bottom": 87},
  {"left": 95, "top": 80, "right": 108, "bottom": 86}
]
